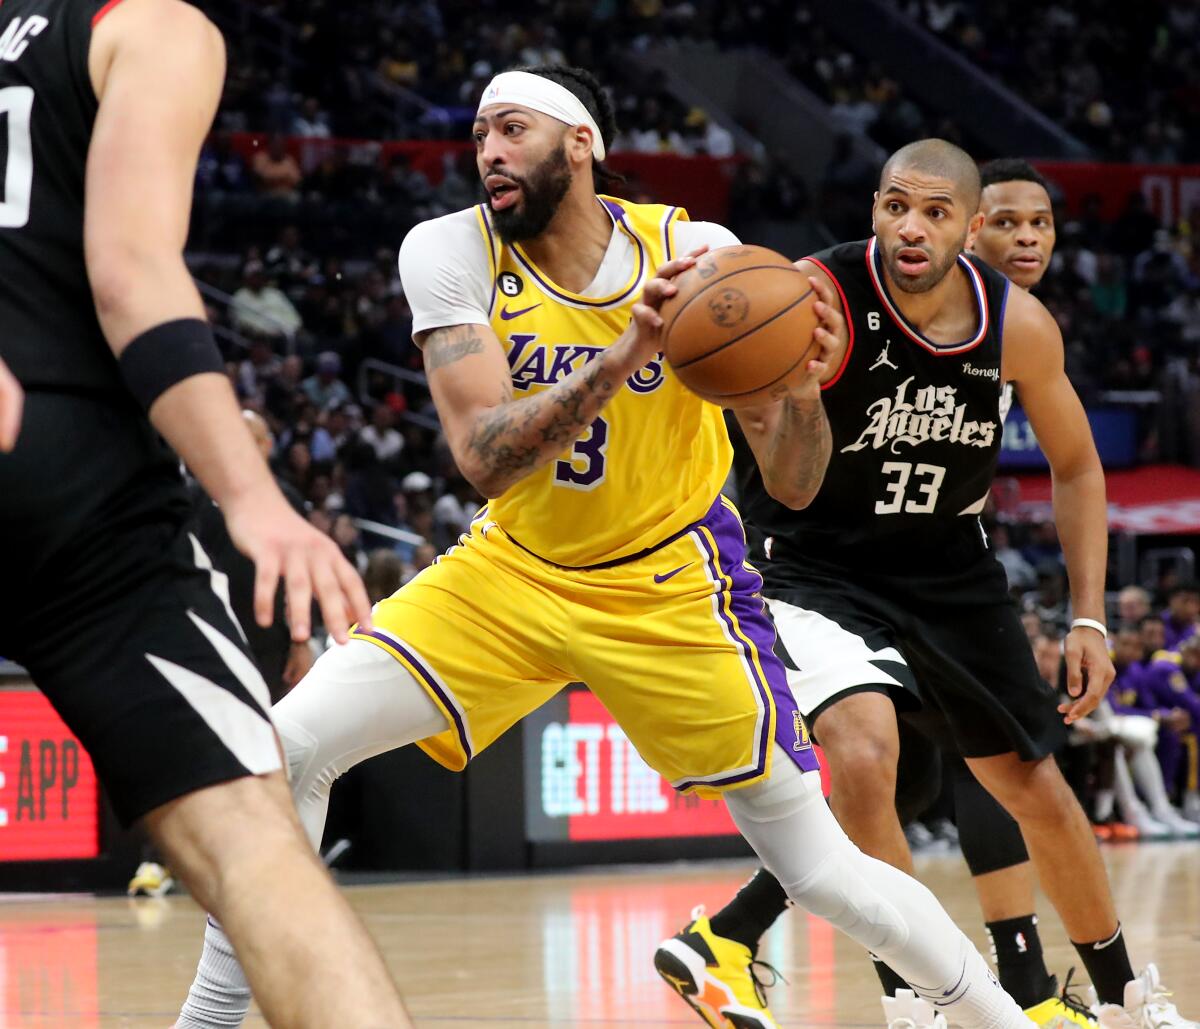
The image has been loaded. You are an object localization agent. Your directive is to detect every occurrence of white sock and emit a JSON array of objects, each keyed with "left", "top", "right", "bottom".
[
  {"left": 176, "top": 918, "right": 251, "bottom": 1028},
  {"left": 724, "top": 748, "right": 1032, "bottom": 1029},
  {"left": 176, "top": 640, "right": 448, "bottom": 1028}
]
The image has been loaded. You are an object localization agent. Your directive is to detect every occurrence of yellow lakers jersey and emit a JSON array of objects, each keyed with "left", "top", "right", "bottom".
[{"left": 473, "top": 196, "right": 731, "bottom": 567}]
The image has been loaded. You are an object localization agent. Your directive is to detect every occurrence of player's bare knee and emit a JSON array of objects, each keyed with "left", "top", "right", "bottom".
[
  {"left": 147, "top": 772, "right": 308, "bottom": 911},
  {"left": 830, "top": 737, "right": 899, "bottom": 799}
]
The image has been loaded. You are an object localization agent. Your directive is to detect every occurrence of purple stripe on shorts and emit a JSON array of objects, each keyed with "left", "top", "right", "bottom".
[
  {"left": 700, "top": 498, "right": 820, "bottom": 778},
  {"left": 355, "top": 628, "right": 472, "bottom": 761}
]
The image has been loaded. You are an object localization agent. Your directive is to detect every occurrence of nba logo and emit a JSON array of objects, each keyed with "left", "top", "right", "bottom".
[{"left": 792, "top": 710, "right": 812, "bottom": 752}]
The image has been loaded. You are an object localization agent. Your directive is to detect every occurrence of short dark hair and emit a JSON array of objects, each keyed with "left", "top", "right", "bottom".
[
  {"left": 1168, "top": 580, "right": 1200, "bottom": 597},
  {"left": 510, "top": 64, "right": 624, "bottom": 193},
  {"left": 880, "top": 138, "right": 981, "bottom": 211},
  {"left": 979, "top": 158, "right": 1050, "bottom": 192}
]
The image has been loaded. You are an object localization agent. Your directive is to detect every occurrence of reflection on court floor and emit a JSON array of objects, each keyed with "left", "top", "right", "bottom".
[{"left": 2, "top": 843, "right": 1197, "bottom": 1026}]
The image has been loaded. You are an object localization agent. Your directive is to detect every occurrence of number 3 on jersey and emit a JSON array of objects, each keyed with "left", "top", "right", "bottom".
[
  {"left": 0, "top": 86, "right": 34, "bottom": 229},
  {"left": 876, "top": 461, "right": 945, "bottom": 514},
  {"left": 555, "top": 416, "right": 608, "bottom": 490}
]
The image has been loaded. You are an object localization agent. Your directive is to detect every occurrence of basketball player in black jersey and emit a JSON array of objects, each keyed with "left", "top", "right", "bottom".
[
  {"left": 0, "top": 0, "right": 409, "bottom": 1024},
  {"left": 657, "top": 141, "right": 1195, "bottom": 1029}
]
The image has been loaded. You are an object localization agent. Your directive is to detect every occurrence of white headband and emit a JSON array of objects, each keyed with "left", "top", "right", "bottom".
[{"left": 477, "top": 71, "right": 606, "bottom": 161}]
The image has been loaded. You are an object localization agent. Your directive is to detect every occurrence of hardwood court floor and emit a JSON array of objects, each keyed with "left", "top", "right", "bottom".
[{"left": 2, "top": 842, "right": 1198, "bottom": 1027}]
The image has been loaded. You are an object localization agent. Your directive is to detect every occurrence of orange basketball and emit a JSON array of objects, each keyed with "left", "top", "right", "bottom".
[{"left": 659, "top": 245, "right": 819, "bottom": 408}]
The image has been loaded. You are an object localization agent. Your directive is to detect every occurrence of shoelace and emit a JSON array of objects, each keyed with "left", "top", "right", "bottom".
[
  {"left": 748, "top": 959, "right": 787, "bottom": 1009},
  {"left": 1143, "top": 980, "right": 1183, "bottom": 1022},
  {"left": 1058, "top": 968, "right": 1097, "bottom": 1024}
]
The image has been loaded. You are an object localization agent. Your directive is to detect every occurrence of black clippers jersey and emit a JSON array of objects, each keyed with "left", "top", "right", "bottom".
[
  {"left": 0, "top": 0, "right": 121, "bottom": 392},
  {"left": 739, "top": 237, "right": 1012, "bottom": 571}
]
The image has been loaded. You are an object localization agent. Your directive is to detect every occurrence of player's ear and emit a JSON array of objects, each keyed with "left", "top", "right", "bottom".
[
  {"left": 569, "top": 124, "right": 593, "bottom": 164},
  {"left": 964, "top": 210, "right": 985, "bottom": 251}
]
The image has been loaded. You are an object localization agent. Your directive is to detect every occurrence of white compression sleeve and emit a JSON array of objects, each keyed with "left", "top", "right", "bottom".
[
  {"left": 723, "top": 747, "right": 1034, "bottom": 1029},
  {"left": 176, "top": 640, "right": 448, "bottom": 1028},
  {"left": 273, "top": 639, "right": 448, "bottom": 849}
]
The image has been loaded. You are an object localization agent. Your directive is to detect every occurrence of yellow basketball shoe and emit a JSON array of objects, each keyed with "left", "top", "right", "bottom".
[
  {"left": 126, "top": 861, "right": 174, "bottom": 898},
  {"left": 653, "top": 906, "right": 782, "bottom": 1029},
  {"left": 1025, "top": 971, "right": 1099, "bottom": 1029}
]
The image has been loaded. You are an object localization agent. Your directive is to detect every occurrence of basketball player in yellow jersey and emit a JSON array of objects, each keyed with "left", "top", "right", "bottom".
[{"left": 176, "top": 66, "right": 1039, "bottom": 1029}]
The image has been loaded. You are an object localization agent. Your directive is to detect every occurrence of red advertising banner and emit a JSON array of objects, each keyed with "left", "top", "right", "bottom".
[
  {"left": 526, "top": 686, "right": 829, "bottom": 844},
  {"left": 0, "top": 691, "right": 100, "bottom": 861},
  {"left": 547, "top": 690, "right": 739, "bottom": 841},
  {"left": 1034, "top": 161, "right": 1200, "bottom": 225}
]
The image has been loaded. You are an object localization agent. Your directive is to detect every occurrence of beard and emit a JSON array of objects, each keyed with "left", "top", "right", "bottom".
[
  {"left": 490, "top": 143, "right": 572, "bottom": 244},
  {"left": 883, "top": 229, "right": 968, "bottom": 294}
]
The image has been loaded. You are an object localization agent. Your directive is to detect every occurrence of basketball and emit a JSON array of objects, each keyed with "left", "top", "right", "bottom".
[{"left": 659, "top": 245, "right": 820, "bottom": 408}]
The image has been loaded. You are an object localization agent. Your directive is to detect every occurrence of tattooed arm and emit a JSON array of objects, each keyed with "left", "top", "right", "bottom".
[
  {"left": 420, "top": 320, "right": 640, "bottom": 498},
  {"left": 419, "top": 251, "right": 702, "bottom": 498},
  {"left": 733, "top": 267, "right": 845, "bottom": 509}
]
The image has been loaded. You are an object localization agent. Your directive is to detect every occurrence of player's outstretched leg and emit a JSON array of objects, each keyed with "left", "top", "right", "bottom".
[
  {"left": 149, "top": 770, "right": 413, "bottom": 1029},
  {"left": 723, "top": 746, "right": 1036, "bottom": 1029},
  {"left": 175, "top": 641, "right": 449, "bottom": 1028}
]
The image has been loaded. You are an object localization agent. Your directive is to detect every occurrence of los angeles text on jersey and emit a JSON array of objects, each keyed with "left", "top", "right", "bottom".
[
  {"left": 506, "top": 334, "right": 666, "bottom": 394},
  {"left": 842, "top": 374, "right": 998, "bottom": 455}
]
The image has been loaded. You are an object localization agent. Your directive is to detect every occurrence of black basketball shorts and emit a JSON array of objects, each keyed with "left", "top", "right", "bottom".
[
  {"left": 0, "top": 392, "right": 280, "bottom": 825},
  {"left": 763, "top": 548, "right": 1067, "bottom": 761}
]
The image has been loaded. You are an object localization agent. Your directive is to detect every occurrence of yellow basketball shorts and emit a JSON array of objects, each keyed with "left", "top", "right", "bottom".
[{"left": 350, "top": 495, "right": 818, "bottom": 793}]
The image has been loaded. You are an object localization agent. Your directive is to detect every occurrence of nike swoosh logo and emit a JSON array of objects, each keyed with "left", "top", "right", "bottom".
[
  {"left": 653, "top": 564, "right": 691, "bottom": 584},
  {"left": 499, "top": 303, "right": 542, "bottom": 320}
]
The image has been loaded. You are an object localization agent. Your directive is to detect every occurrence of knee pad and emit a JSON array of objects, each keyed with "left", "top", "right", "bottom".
[
  {"left": 895, "top": 730, "right": 943, "bottom": 825},
  {"left": 274, "top": 714, "right": 320, "bottom": 789},
  {"left": 953, "top": 765, "right": 1029, "bottom": 876}
]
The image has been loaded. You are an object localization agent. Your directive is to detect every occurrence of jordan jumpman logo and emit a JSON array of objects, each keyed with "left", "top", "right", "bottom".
[{"left": 870, "top": 338, "right": 898, "bottom": 371}]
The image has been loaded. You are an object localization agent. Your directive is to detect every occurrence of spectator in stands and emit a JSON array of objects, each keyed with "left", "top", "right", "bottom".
[
  {"left": 332, "top": 512, "right": 368, "bottom": 573},
  {"left": 236, "top": 337, "right": 282, "bottom": 400},
  {"left": 1089, "top": 253, "right": 1128, "bottom": 321},
  {"left": 1117, "top": 585, "right": 1153, "bottom": 625},
  {"left": 265, "top": 225, "right": 318, "bottom": 297},
  {"left": 359, "top": 402, "right": 405, "bottom": 465},
  {"left": 432, "top": 476, "right": 479, "bottom": 550},
  {"left": 264, "top": 353, "right": 305, "bottom": 421},
  {"left": 293, "top": 96, "right": 333, "bottom": 138},
  {"left": 364, "top": 549, "right": 406, "bottom": 604},
  {"left": 252, "top": 134, "right": 303, "bottom": 200},
  {"left": 991, "top": 523, "right": 1037, "bottom": 593},
  {"left": 196, "top": 132, "right": 251, "bottom": 194},
  {"left": 1162, "top": 583, "right": 1200, "bottom": 649},
  {"left": 1023, "top": 559, "right": 1070, "bottom": 633},
  {"left": 281, "top": 440, "right": 315, "bottom": 497},
  {"left": 231, "top": 260, "right": 303, "bottom": 341},
  {"left": 303, "top": 351, "right": 354, "bottom": 411},
  {"left": 1132, "top": 229, "right": 1192, "bottom": 317},
  {"left": 681, "top": 108, "right": 735, "bottom": 158},
  {"left": 404, "top": 541, "right": 438, "bottom": 584}
]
